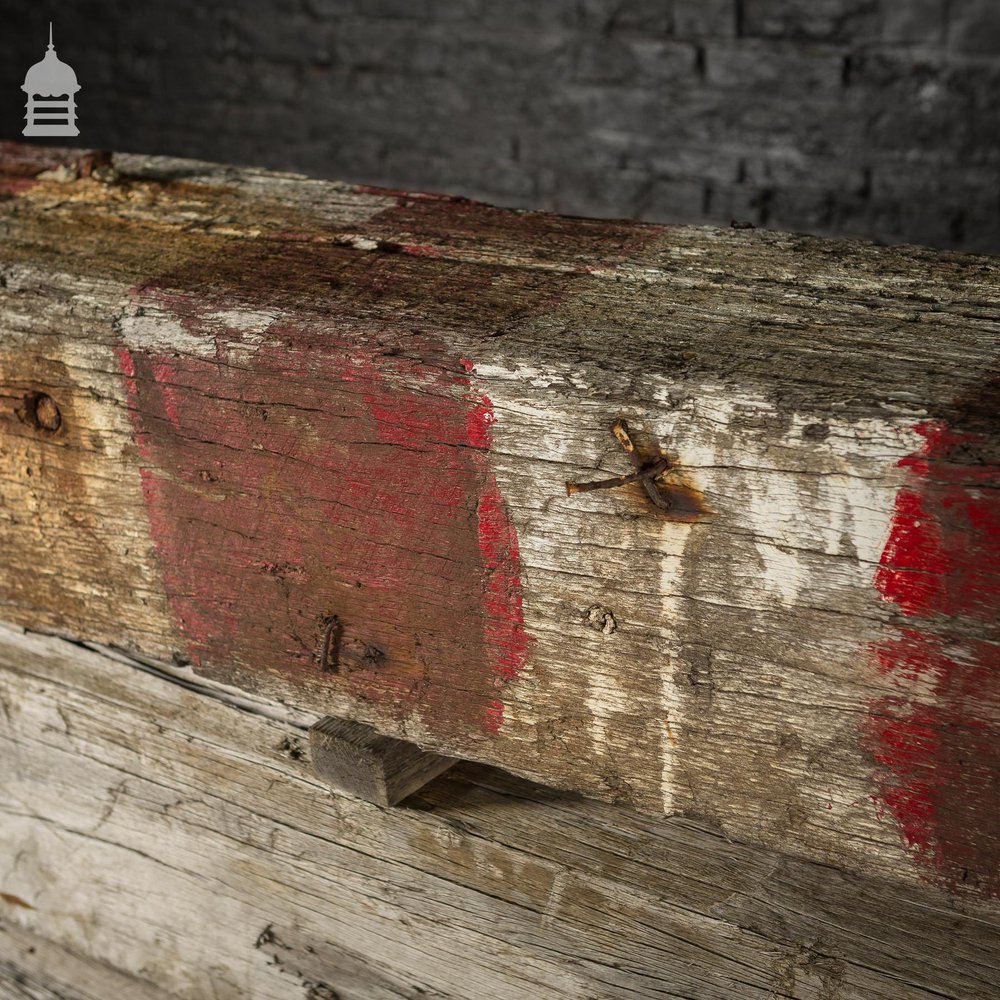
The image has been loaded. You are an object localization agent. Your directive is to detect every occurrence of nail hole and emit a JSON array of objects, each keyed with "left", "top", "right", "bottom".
[
  {"left": 802, "top": 422, "right": 830, "bottom": 440},
  {"left": 585, "top": 605, "right": 618, "bottom": 636},
  {"left": 19, "top": 392, "right": 62, "bottom": 433}
]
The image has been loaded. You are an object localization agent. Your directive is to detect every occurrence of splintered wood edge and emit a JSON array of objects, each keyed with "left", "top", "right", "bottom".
[{"left": 309, "top": 716, "right": 455, "bottom": 806}]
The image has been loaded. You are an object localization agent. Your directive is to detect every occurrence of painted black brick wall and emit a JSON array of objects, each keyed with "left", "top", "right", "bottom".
[{"left": 2, "top": 0, "right": 999, "bottom": 251}]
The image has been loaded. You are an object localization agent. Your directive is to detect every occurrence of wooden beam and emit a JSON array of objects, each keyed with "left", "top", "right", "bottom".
[
  {"left": 0, "top": 921, "right": 180, "bottom": 1000},
  {"left": 1, "top": 143, "right": 998, "bottom": 898},
  {"left": 1, "top": 625, "right": 997, "bottom": 1000}
]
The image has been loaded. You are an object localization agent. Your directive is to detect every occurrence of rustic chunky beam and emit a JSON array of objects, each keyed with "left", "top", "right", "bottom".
[
  {"left": 2, "top": 625, "right": 998, "bottom": 1000},
  {"left": 1, "top": 143, "right": 998, "bottom": 902},
  {"left": 0, "top": 920, "right": 180, "bottom": 1000}
]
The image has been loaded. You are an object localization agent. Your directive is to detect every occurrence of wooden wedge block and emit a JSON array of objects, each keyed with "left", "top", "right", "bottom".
[{"left": 310, "top": 717, "right": 455, "bottom": 806}]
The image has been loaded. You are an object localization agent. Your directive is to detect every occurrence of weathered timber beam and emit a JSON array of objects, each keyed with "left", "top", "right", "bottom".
[
  {"left": 1, "top": 625, "right": 998, "bottom": 1000},
  {"left": 1, "top": 142, "right": 998, "bottom": 899},
  {"left": 0, "top": 921, "right": 180, "bottom": 1000}
]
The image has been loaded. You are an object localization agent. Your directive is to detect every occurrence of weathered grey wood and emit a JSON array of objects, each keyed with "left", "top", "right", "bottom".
[
  {"left": 0, "top": 921, "right": 180, "bottom": 1000},
  {"left": 310, "top": 716, "right": 454, "bottom": 805},
  {"left": 1, "top": 143, "right": 998, "bottom": 897},
  {"left": 1, "top": 623, "right": 998, "bottom": 1000}
]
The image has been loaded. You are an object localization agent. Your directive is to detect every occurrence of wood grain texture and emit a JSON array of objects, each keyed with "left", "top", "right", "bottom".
[
  {"left": 1, "top": 143, "right": 998, "bottom": 896},
  {"left": 0, "top": 921, "right": 180, "bottom": 1000},
  {"left": 1, "top": 625, "right": 999, "bottom": 1000},
  {"left": 309, "top": 717, "right": 454, "bottom": 805}
]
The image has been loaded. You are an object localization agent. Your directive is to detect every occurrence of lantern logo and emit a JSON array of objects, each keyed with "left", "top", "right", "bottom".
[{"left": 21, "top": 23, "right": 80, "bottom": 137}]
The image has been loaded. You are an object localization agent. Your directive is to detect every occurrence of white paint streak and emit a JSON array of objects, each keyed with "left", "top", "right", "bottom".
[
  {"left": 482, "top": 365, "right": 923, "bottom": 814},
  {"left": 656, "top": 524, "right": 691, "bottom": 816},
  {"left": 204, "top": 309, "right": 277, "bottom": 337},
  {"left": 117, "top": 306, "right": 204, "bottom": 353},
  {"left": 650, "top": 385, "right": 923, "bottom": 609},
  {"left": 336, "top": 233, "right": 380, "bottom": 251},
  {"left": 118, "top": 301, "right": 282, "bottom": 362}
]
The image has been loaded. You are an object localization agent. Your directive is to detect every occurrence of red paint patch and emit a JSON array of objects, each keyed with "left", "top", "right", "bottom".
[
  {"left": 400, "top": 244, "right": 443, "bottom": 258},
  {"left": 0, "top": 176, "right": 38, "bottom": 197},
  {"left": 864, "top": 420, "right": 1000, "bottom": 896},
  {"left": 150, "top": 361, "right": 184, "bottom": 431},
  {"left": 484, "top": 699, "right": 505, "bottom": 735},
  {"left": 116, "top": 292, "right": 533, "bottom": 740},
  {"left": 477, "top": 486, "right": 532, "bottom": 684},
  {"left": 463, "top": 362, "right": 497, "bottom": 451},
  {"left": 102, "top": 169, "right": 661, "bottom": 742}
]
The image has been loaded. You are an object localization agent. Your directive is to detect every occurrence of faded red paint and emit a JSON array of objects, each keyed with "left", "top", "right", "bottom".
[
  {"left": 864, "top": 419, "right": 1000, "bottom": 896},
  {"left": 0, "top": 176, "right": 37, "bottom": 197},
  {"left": 400, "top": 244, "right": 444, "bottom": 258},
  {"left": 484, "top": 699, "right": 505, "bottom": 735},
  {"left": 101, "top": 167, "right": 659, "bottom": 742},
  {"left": 150, "top": 360, "right": 184, "bottom": 431},
  {"left": 0, "top": 144, "right": 110, "bottom": 197},
  {"left": 462, "top": 361, "right": 533, "bottom": 695},
  {"left": 461, "top": 358, "right": 496, "bottom": 450},
  {"left": 116, "top": 293, "right": 533, "bottom": 740}
]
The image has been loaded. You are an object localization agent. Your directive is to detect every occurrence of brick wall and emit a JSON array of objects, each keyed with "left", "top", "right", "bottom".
[{"left": 3, "top": 1, "right": 999, "bottom": 251}]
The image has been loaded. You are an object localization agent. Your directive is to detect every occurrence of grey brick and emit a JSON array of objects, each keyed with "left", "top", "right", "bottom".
[
  {"left": 961, "top": 197, "right": 1000, "bottom": 253},
  {"left": 736, "top": 151, "right": 868, "bottom": 195},
  {"left": 628, "top": 175, "right": 710, "bottom": 222},
  {"left": 571, "top": 37, "right": 696, "bottom": 83},
  {"left": 570, "top": 39, "right": 644, "bottom": 84},
  {"left": 703, "top": 39, "right": 845, "bottom": 90},
  {"left": 948, "top": 0, "right": 1000, "bottom": 55},
  {"left": 711, "top": 181, "right": 786, "bottom": 228},
  {"left": 647, "top": 144, "right": 746, "bottom": 187},
  {"left": 741, "top": 0, "right": 881, "bottom": 42},
  {"left": 673, "top": 0, "right": 737, "bottom": 39},
  {"left": 846, "top": 51, "right": 984, "bottom": 157},
  {"left": 350, "top": 0, "right": 434, "bottom": 20},
  {"left": 575, "top": 0, "right": 674, "bottom": 35},
  {"left": 628, "top": 39, "right": 701, "bottom": 80},
  {"left": 880, "top": 0, "right": 948, "bottom": 45}
]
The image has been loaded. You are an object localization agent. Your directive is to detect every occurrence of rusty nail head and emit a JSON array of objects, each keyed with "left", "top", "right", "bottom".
[{"left": 566, "top": 419, "right": 675, "bottom": 511}]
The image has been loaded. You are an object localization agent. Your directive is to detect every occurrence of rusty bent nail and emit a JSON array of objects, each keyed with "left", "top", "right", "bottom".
[
  {"left": 566, "top": 419, "right": 674, "bottom": 511},
  {"left": 319, "top": 615, "right": 342, "bottom": 673},
  {"left": 565, "top": 457, "right": 669, "bottom": 496},
  {"left": 614, "top": 419, "right": 676, "bottom": 512}
]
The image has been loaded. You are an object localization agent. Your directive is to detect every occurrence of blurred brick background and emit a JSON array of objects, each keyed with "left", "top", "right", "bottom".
[{"left": 2, "top": 0, "right": 998, "bottom": 251}]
